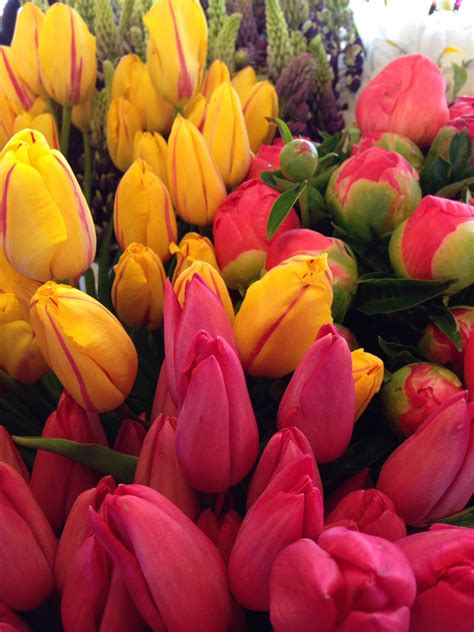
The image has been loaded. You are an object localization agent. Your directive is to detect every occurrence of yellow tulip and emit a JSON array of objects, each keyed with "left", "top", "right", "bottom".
[
  {"left": 72, "top": 94, "right": 93, "bottom": 132},
  {"left": 202, "top": 60, "right": 231, "bottom": 101},
  {"left": 114, "top": 159, "right": 177, "bottom": 264},
  {"left": 203, "top": 83, "right": 251, "bottom": 189},
  {"left": 183, "top": 93, "right": 207, "bottom": 129},
  {"left": 0, "top": 129, "right": 96, "bottom": 282},
  {"left": 167, "top": 115, "right": 226, "bottom": 225},
  {"left": 351, "top": 349, "right": 384, "bottom": 421},
  {"left": 106, "top": 97, "right": 142, "bottom": 173},
  {"left": 14, "top": 112, "right": 59, "bottom": 150},
  {"left": 169, "top": 231, "right": 219, "bottom": 283},
  {"left": 174, "top": 260, "right": 234, "bottom": 323},
  {"left": 39, "top": 4, "right": 96, "bottom": 106},
  {"left": 0, "top": 46, "right": 36, "bottom": 113},
  {"left": 10, "top": 2, "right": 45, "bottom": 96},
  {"left": 133, "top": 131, "right": 168, "bottom": 185},
  {"left": 242, "top": 80, "right": 279, "bottom": 152},
  {"left": 112, "top": 243, "right": 166, "bottom": 330},
  {"left": 232, "top": 66, "right": 257, "bottom": 103},
  {"left": 30, "top": 282, "right": 138, "bottom": 412},
  {"left": 144, "top": 0, "right": 207, "bottom": 108},
  {"left": 234, "top": 254, "right": 333, "bottom": 377},
  {"left": 0, "top": 95, "right": 16, "bottom": 149}
]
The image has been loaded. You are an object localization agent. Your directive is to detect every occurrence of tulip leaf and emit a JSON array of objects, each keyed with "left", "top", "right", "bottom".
[
  {"left": 449, "top": 129, "right": 472, "bottom": 181},
  {"left": 426, "top": 301, "right": 462, "bottom": 351},
  {"left": 420, "top": 156, "right": 451, "bottom": 195},
  {"left": 354, "top": 278, "right": 455, "bottom": 315},
  {"left": 436, "top": 506, "right": 474, "bottom": 527},
  {"left": 13, "top": 436, "right": 137, "bottom": 483},
  {"left": 267, "top": 183, "right": 306, "bottom": 239},
  {"left": 378, "top": 336, "right": 429, "bottom": 370},
  {"left": 266, "top": 117, "right": 293, "bottom": 144}
]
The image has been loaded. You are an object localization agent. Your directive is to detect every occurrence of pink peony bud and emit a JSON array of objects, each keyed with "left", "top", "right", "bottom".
[
  {"left": 450, "top": 96, "right": 474, "bottom": 119},
  {"left": 246, "top": 143, "right": 282, "bottom": 180},
  {"left": 351, "top": 131, "right": 424, "bottom": 170},
  {"left": 0, "top": 426, "right": 29, "bottom": 481}
]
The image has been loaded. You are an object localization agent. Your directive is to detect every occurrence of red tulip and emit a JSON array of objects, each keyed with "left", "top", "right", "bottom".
[
  {"left": 0, "top": 426, "right": 29, "bottom": 481},
  {"left": 398, "top": 525, "right": 474, "bottom": 632},
  {"left": 246, "top": 143, "right": 281, "bottom": 180},
  {"left": 269, "top": 529, "right": 416, "bottom": 631},
  {"left": 0, "top": 603, "right": 29, "bottom": 632},
  {"left": 0, "top": 462, "right": 57, "bottom": 611},
  {"left": 151, "top": 360, "right": 178, "bottom": 419},
  {"left": 324, "top": 468, "right": 372, "bottom": 515},
  {"left": 134, "top": 414, "right": 199, "bottom": 520},
  {"left": 113, "top": 419, "right": 147, "bottom": 456},
  {"left": 30, "top": 391, "right": 109, "bottom": 530},
  {"left": 277, "top": 324, "right": 355, "bottom": 462},
  {"left": 465, "top": 331, "right": 474, "bottom": 401},
  {"left": 176, "top": 331, "right": 259, "bottom": 492},
  {"left": 89, "top": 484, "right": 233, "bottom": 631}
]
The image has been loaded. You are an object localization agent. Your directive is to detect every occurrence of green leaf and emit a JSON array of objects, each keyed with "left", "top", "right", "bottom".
[
  {"left": 354, "top": 278, "right": 454, "bottom": 315},
  {"left": 426, "top": 301, "right": 462, "bottom": 351},
  {"left": 317, "top": 132, "right": 342, "bottom": 157},
  {"left": 451, "top": 62, "right": 468, "bottom": 100},
  {"left": 378, "top": 336, "right": 429, "bottom": 368},
  {"left": 436, "top": 506, "right": 474, "bottom": 527},
  {"left": 84, "top": 267, "right": 97, "bottom": 299},
  {"left": 260, "top": 169, "right": 279, "bottom": 187},
  {"left": 435, "top": 176, "right": 474, "bottom": 199},
  {"left": 420, "top": 156, "right": 451, "bottom": 195},
  {"left": 266, "top": 117, "right": 293, "bottom": 144},
  {"left": 449, "top": 129, "right": 472, "bottom": 181},
  {"left": 267, "top": 183, "right": 306, "bottom": 238},
  {"left": 13, "top": 436, "right": 137, "bottom": 483},
  {"left": 98, "top": 220, "right": 114, "bottom": 308}
]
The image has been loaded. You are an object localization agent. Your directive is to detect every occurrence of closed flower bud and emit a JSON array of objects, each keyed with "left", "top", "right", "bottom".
[
  {"left": 232, "top": 66, "right": 257, "bottom": 103},
  {"left": 71, "top": 94, "right": 93, "bottom": 132},
  {"left": 202, "top": 59, "right": 230, "bottom": 101},
  {"left": 170, "top": 231, "right": 219, "bottom": 283},
  {"left": 325, "top": 468, "right": 372, "bottom": 515},
  {"left": 182, "top": 92, "right": 207, "bottom": 129},
  {"left": 326, "top": 147, "right": 422, "bottom": 241},
  {"left": 203, "top": 83, "right": 251, "bottom": 188},
  {"left": 234, "top": 254, "right": 333, "bottom": 378},
  {"left": 0, "top": 129, "right": 96, "bottom": 282},
  {"left": 356, "top": 54, "right": 449, "bottom": 146},
  {"left": 465, "top": 332, "right": 474, "bottom": 401},
  {"left": 0, "top": 46, "right": 35, "bottom": 114},
  {"left": 382, "top": 362, "right": 463, "bottom": 437},
  {"left": 113, "top": 419, "right": 147, "bottom": 457},
  {"left": 198, "top": 505, "right": 242, "bottom": 565},
  {"left": 389, "top": 195, "right": 474, "bottom": 293},
  {"left": 0, "top": 95, "right": 16, "bottom": 149},
  {"left": 132, "top": 131, "right": 168, "bottom": 185},
  {"left": 242, "top": 80, "right": 278, "bottom": 152},
  {"left": 39, "top": 4, "right": 96, "bottom": 106},
  {"left": 10, "top": 3, "right": 44, "bottom": 96},
  {"left": 13, "top": 112, "right": 59, "bottom": 150},
  {"left": 106, "top": 97, "right": 142, "bottom": 173},
  {"left": 151, "top": 360, "right": 178, "bottom": 419},
  {"left": 351, "top": 132, "right": 424, "bottom": 171},
  {"left": 144, "top": 0, "right": 208, "bottom": 108},
  {"left": 280, "top": 139, "right": 319, "bottom": 182},
  {"left": 114, "top": 159, "right": 177, "bottom": 263},
  {"left": 425, "top": 120, "right": 474, "bottom": 170},
  {"left": 30, "top": 282, "right": 138, "bottom": 413},
  {"left": 247, "top": 142, "right": 282, "bottom": 180},
  {"left": 352, "top": 348, "right": 384, "bottom": 420},
  {"left": 167, "top": 115, "right": 226, "bottom": 225},
  {"left": 0, "top": 426, "right": 29, "bottom": 481},
  {"left": 112, "top": 243, "right": 166, "bottom": 330},
  {"left": 450, "top": 96, "right": 474, "bottom": 119}
]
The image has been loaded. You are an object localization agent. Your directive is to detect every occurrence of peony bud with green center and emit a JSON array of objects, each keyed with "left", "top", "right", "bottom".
[
  {"left": 425, "top": 119, "right": 474, "bottom": 170},
  {"left": 351, "top": 132, "right": 424, "bottom": 171},
  {"left": 280, "top": 139, "right": 319, "bottom": 182}
]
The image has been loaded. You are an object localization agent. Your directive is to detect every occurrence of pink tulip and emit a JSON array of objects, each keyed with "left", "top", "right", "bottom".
[
  {"left": 198, "top": 505, "right": 242, "bottom": 565},
  {"left": 356, "top": 54, "right": 449, "bottom": 146},
  {"left": 465, "top": 331, "right": 474, "bottom": 401},
  {"left": 377, "top": 391, "right": 474, "bottom": 525},
  {"left": 0, "top": 603, "right": 29, "bottom": 632},
  {"left": 246, "top": 144, "right": 282, "bottom": 180},
  {"left": 325, "top": 489, "right": 406, "bottom": 541},
  {"left": 0, "top": 426, "right": 29, "bottom": 481},
  {"left": 89, "top": 484, "right": 233, "bottom": 631},
  {"left": 228, "top": 458, "right": 323, "bottom": 611},
  {"left": 269, "top": 529, "right": 416, "bottom": 631},
  {"left": 246, "top": 426, "right": 322, "bottom": 509},
  {"left": 151, "top": 360, "right": 178, "bottom": 419},
  {"left": 176, "top": 332, "right": 259, "bottom": 492},
  {"left": 324, "top": 468, "right": 372, "bottom": 515},
  {"left": 0, "top": 462, "right": 57, "bottom": 611},
  {"left": 277, "top": 324, "right": 355, "bottom": 462},
  {"left": 113, "top": 419, "right": 147, "bottom": 456},
  {"left": 134, "top": 414, "right": 199, "bottom": 520},
  {"left": 30, "top": 391, "right": 109, "bottom": 531},
  {"left": 61, "top": 535, "right": 146, "bottom": 632},
  {"left": 398, "top": 524, "right": 474, "bottom": 632}
]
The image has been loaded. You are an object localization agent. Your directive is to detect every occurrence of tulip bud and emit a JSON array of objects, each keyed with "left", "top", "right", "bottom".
[
  {"left": 0, "top": 462, "right": 57, "bottom": 611},
  {"left": 13, "top": 111, "right": 60, "bottom": 150},
  {"left": 247, "top": 427, "right": 323, "bottom": 509},
  {"left": 213, "top": 180, "right": 300, "bottom": 289},
  {"left": 241, "top": 80, "right": 278, "bottom": 152},
  {"left": 30, "top": 282, "right": 138, "bottom": 412},
  {"left": 277, "top": 324, "right": 355, "bottom": 462},
  {"left": 351, "top": 132, "right": 424, "bottom": 171},
  {"left": 113, "top": 420, "right": 147, "bottom": 456},
  {"left": 232, "top": 66, "right": 257, "bottom": 103},
  {"left": 167, "top": 115, "right": 227, "bottom": 225},
  {"left": 90, "top": 484, "right": 233, "bottom": 631},
  {"left": 0, "top": 46, "right": 35, "bottom": 113},
  {"left": 132, "top": 131, "right": 168, "bottom": 184},
  {"left": 269, "top": 530, "right": 416, "bottom": 631},
  {"left": 325, "top": 468, "right": 372, "bottom": 515},
  {"left": 176, "top": 332, "right": 259, "bottom": 491},
  {"left": 234, "top": 254, "right": 333, "bottom": 378},
  {"left": 377, "top": 391, "right": 474, "bottom": 525},
  {"left": 203, "top": 83, "right": 251, "bottom": 188},
  {"left": 280, "top": 139, "right": 319, "bottom": 182},
  {"left": 134, "top": 414, "right": 199, "bottom": 520},
  {"left": 0, "top": 426, "right": 29, "bottom": 481},
  {"left": 352, "top": 348, "right": 384, "bottom": 421},
  {"left": 71, "top": 94, "right": 93, "bottom": 132},
  {"left": 202, "top": 59, "right": 231, "bottom": 101},
  {"left": 265, "top": 229, "right": 358, "bottom": 323},
  {"left": 39, "top": 4, "right": 96, "bottom": 106},
  {"left": 151, "top": 360, "right": 178, "bottom": 419},
  {"left": 173, "top": 261, "right": 234, "bottom": 323},
  {"left": 198, "top": 506, "right": 242, "bottom": 565},
  {"left": 0, "top": 95, "right": 16, "bottom": 149},
  {"left": 0, "top": 129, "right": 96, "bottom": 282},
  {"left": 112, "top": 243, "right": 166, "bottom": 330},
  {"left": 10, "top": 3, "right": 44, "bottom": 96},
  {"left": 356, "top": 54, "right": 449, "bottom": 146},
  {"left": 182, "top": 92, "right": 207, "bottom": 129},
  {"left": 106, "top": 97, "right": 142, "bottom": 173},
  {"left": 246, "top": 142, "right": 282, "bottom": 180},
  {"left": 0, "top": 603, "right": 30, "bottom": 632},
  {"left": 169, "top": 231, "right": 219, "bottom": 283},
  {"left": 326, "top": 147, "right": 422, "bottom": 240},
  {"left": 144, "top": 0, "right": 208, "bottom": 108},
  {"left": 389, "top": 196, "right": 474, "bottom": 293},
  {"left": 382, "top": 362, "right": 463, "bottom": 437},
  {"left": 114, "top": 160, "right": 177, "bottom": 263},
  {"left": 398, "top": 525, "right": 474, "bottom": 632}
]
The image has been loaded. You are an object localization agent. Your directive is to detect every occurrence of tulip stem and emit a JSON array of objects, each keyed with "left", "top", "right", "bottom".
[
  {"left": 46, "top": 97, "right": 59, "bottom": 128},
  {"left": 60, "top": 106, "right": 72, "bottom": 157},
  {"left": 299, "top": 185, "right": 310, "bottom": 228},
  {"left": 82, "top": 131, "right": 92, "bottom": 205}
]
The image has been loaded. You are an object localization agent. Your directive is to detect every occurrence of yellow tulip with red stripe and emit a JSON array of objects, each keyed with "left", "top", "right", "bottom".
[
  {"left": 10, "top": 2, "right": 45, "bottom": 96},
  {"left": 242, "top": 80, "right": 278, "bottom": 153},
  {"left": 202, "top": 60, "right": 230, "bottom": 101},
  {"left": 0, "top": 129, "right": 96, "bottom": 282},
  {"left": 170, "top": 231, "right": 219, "bottom": 283},
  {"left": 183, "top": 93, "right": 207, "bottom": 130},
  {"left": 203, "top": 83, "right": 251, "bottom": 189},
  {"left": 0, "top": 46, "right": 36, "bottom": 114},
  {"left": 352, "top": 349, "right": 384, "bottom": 421},
  {"left": 112, "top": 243, "right": 166, "bottom": 330},
  {"left": 234, "top": 254, "right": 333, "bottom": 377},
  {"left": 0, "top": 94, "right": 16, "bottom": 149},
  {"left": 30, "top": 282, "right": 138, "bottom": 412},
  {"left": 38, "top": 4, "right": 96, "bottom": 106},
  {"left": 114, "top": 159, "right": 177, "bottom": 264},
  {"left": 144, "top": 0, "right": 207, "bottom": 108},
  {"left": 232, "top": 66, "right": 257, "bottom": 103},
  {"left": 133, "top": 131, "right": 168, "bottom": 185},
  {"left": 14, "top": 112, "right": 59, "bottom": 149},
  {"left": 106, "top": 97, "right": 142, "bottom": 173}
]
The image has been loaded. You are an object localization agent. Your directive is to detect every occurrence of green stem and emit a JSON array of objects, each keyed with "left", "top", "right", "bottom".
[
  {"left": 299, "top": 185, "right": 310, "bottom": 228},
  {"left": 46, "top": 97, "right": 59, "bottom": 128},
  {"left": 82, "top": 131, "right": 92, "bottom": 205},
  {"left": 60, "top": 106, "right": 72, "bottom": 157}
]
